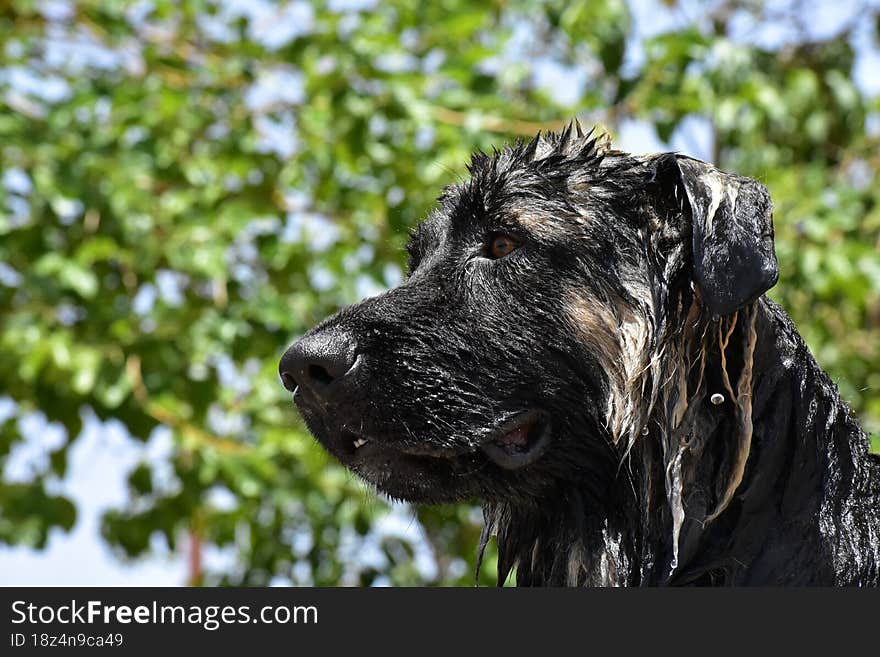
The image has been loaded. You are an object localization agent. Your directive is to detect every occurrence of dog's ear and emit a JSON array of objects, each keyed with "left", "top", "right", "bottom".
[{"left": 672, "top": 155, "right": 779, "bottom": 317}]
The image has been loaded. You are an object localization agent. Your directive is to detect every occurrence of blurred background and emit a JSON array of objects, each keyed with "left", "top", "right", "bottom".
[{"left": 1, "top": 0, "right": 878, "bottom": 586}]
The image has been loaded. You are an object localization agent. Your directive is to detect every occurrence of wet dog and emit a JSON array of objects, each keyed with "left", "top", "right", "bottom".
[{"left": 279, "top": 124, "right": 880, "bottom": 586}]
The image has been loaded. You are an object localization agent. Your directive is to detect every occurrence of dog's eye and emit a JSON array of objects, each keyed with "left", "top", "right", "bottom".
[{"left": 488, "top": 233, "right": 520, "bottom": 259}]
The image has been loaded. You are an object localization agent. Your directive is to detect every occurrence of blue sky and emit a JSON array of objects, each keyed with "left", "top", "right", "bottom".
[{"left": 1, "top": 0, "right": 878, "bottom": 586}]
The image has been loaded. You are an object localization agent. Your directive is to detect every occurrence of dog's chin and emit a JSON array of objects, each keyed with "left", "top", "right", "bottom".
[
  {"left": 350, "top": 452, "right": 476, "bottom": 504},
  {"left": 305, "top": 426, "right": 478, "bottom": 503},
  {"left": 293, "top": 399, "right": 471, "bottom": 503}
]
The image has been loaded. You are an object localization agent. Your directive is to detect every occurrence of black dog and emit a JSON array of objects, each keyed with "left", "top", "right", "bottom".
[{"left": 279, "top": 124, "right": 880, "bottom": 586}]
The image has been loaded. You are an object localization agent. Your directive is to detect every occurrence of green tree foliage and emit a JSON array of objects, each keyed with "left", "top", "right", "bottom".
[{"left": 1, "top": 0, "right": 878, "bottom": 585}]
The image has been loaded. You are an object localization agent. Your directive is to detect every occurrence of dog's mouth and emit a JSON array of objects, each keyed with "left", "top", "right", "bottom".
[
  {"left": 337, "top": 427, "right": 461, "bottom": 460},
  {"left": 481, "top": 410, "right": 551, "bottom": 470},
  {"left": 326, "top": 410, "right": 550, "bottom": 471},
  {"left": 295, "top": 398, "right": 552, "bottom": 502}
]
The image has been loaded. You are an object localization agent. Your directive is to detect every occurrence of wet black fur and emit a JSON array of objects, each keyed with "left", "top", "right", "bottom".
[{"left": 282, "top": 128, "right": 880, "bottom": 586}]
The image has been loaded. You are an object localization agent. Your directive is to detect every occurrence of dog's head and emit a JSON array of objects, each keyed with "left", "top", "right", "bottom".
[{"left": 279, "top": 125, "right": 778, "bottom": 508}]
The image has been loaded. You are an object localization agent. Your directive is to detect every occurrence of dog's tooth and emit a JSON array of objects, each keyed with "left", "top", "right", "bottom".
[{"left": 353, "top": 438, "right": 368, "bottom": 449}]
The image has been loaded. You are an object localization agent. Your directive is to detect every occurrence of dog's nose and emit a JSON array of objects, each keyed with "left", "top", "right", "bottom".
[{"left": 279, "top": 331, "right": 358, "bottom": 399}]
